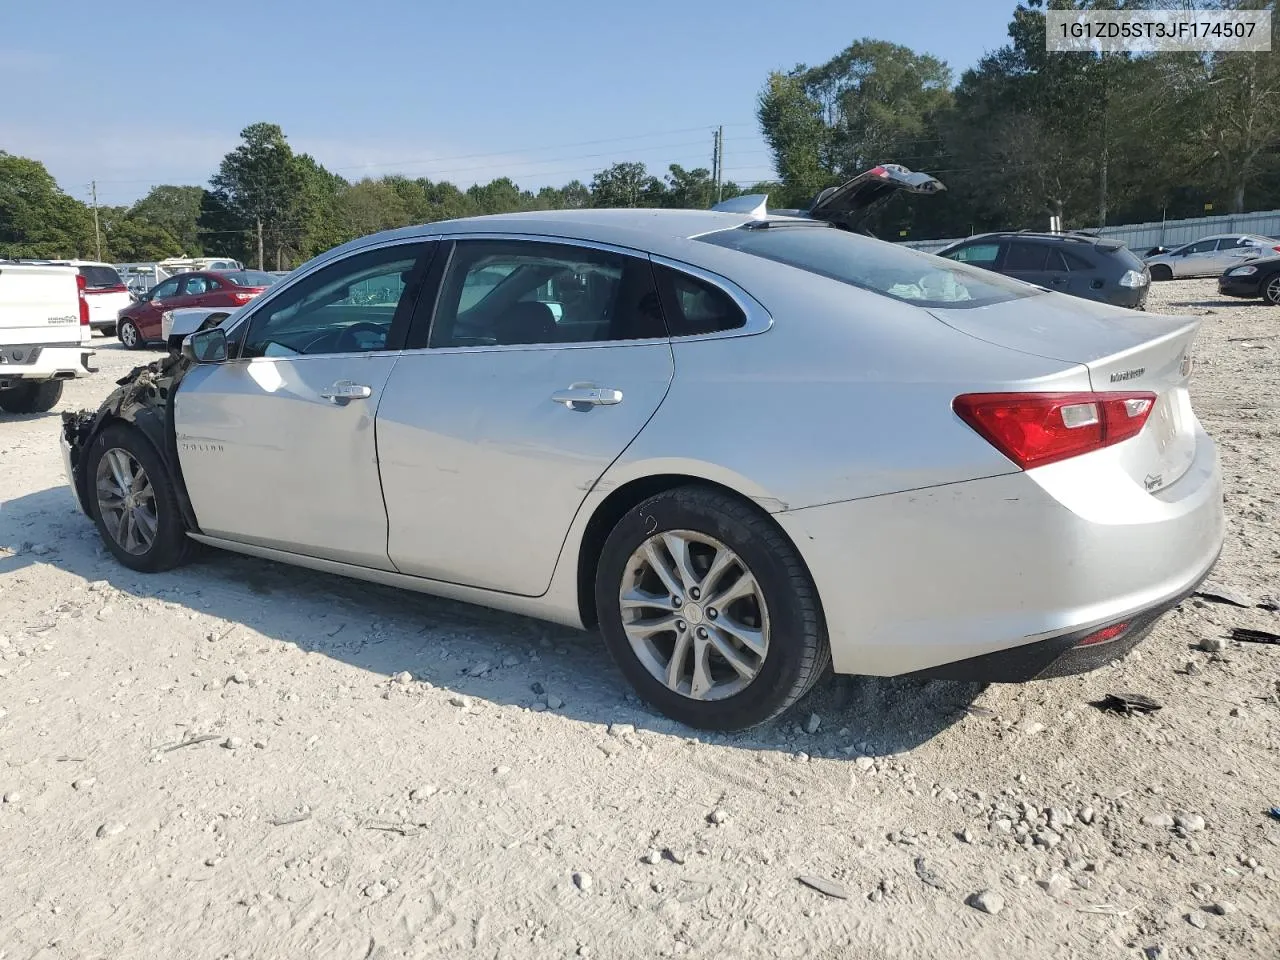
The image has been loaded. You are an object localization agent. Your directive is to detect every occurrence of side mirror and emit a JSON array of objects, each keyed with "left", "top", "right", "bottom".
[{"left": 182, "top": 327, "right": 228, "bottom": 364}]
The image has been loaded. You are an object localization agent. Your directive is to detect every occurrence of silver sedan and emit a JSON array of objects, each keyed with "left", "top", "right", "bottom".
[
  {"left": 60, "top": 190, "right": 1225, "bottom": 730},
  {"left": 1145, "top": 233, "right": 1279, "bottom": 280}
]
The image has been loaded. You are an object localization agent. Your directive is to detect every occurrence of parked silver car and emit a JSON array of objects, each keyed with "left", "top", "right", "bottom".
[
  {"left": 60, "top": 174, "right": 1224, "bottom": 730},
  {"left": 1144, "top": 233, "right": 1279, "bottom": 280}
]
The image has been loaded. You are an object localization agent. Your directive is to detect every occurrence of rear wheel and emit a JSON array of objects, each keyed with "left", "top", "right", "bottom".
[
  {"left": 118, "top": 320, "right": 142, "bottom": 349},
  {"left": 0, "top": 379, "right": 63, "bottom": 414},
  {"left": 100, "top": 323, "right": 117, "bottom": 338},
  {"left": 1264, "top": 274, "right": 1280, "bottom": 306},
  {"left": 595, "top": 486, "right": 829, "bottom": 731},
  {"left": 87, "top": 423, "right": 195, "bottom": 572},
  {"left": 1149, "top": 264, "right": 1172, "bottom": 282}
]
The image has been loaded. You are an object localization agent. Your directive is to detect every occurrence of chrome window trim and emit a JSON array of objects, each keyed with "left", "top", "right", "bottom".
[{"left": 218, "top": 236, "right": 437, "bottom": 363}]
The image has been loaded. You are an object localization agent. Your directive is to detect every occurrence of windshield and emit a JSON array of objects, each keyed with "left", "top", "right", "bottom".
[
  {"left": 78, "top": 265, "right": 124, "bottom": 289},
  {"left": 698, "top": 224, "right": 1036, "bottom": 309},
  {"left": 221, "top": 270, "right": 278, "bottom": 286}
]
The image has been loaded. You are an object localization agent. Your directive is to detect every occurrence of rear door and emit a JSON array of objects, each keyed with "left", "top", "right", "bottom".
[
  {"left": 377, "top": 236, "right": 674, "bottom": 595},
  {"left": 1001, "top": 240, "right": 1058, "bottom": 291}
]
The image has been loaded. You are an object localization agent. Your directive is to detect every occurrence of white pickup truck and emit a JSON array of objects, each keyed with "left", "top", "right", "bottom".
[{"left": 0, "top": 261, "right": 96, "bottom": 413}]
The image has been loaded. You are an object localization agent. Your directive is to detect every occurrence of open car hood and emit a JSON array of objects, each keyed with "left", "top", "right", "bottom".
[{"left": 711, "top": 163, "right": 944, "bottom": 231}]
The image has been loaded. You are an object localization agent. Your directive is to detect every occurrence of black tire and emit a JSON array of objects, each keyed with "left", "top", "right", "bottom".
[
  {"left": 118, "top": 319, "right": 142, "bottom": 349},
  {"left": 86, "top": 422, "right": 195, "bottom": 572},
  {"left": 594, "top": 485, "right": 830, "bottom": 731},
  {"left": 1263, "top": 273, "right": 1280, "bottom": 306},
  {"left": 100, "top": 323, "right": 117, "bottom": 338},
  {"left": 1149, "top": 264, "right": 1172, "bottom": 282},
  {"left": 0, "top": 379, "right": 64, "bottom": 414}
]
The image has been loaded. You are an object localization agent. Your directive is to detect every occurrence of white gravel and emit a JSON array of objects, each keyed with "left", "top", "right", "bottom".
[{"left": 1, "top": 283, "right": 1278, "bottom": 958}]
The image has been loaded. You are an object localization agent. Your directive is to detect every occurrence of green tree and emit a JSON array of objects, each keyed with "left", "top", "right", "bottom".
[
  {"left": 128, "top": 185, "right": 206, "bottom": 254},
  {"left": 338, "top": 178, "right": 410, "bottom": 238},
  {"left": 209, "top": 122, "right": 305, "bottom": 269},
  {"left": 0, "top": 152, "right": 94, "bottom": 258},
  {"left": 98, "top": 207, "right": 178, "bottom": 262},
  {"left": 590, "top": 162, "right": 665, "bottom": 207},
  {"left": 664, "top": 164, "right": 716, "bottom": 208}
]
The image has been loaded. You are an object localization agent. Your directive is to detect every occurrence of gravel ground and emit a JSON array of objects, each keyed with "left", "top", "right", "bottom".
[{"left": 1, "top": 278, "right": 1277, "bottom": 960}]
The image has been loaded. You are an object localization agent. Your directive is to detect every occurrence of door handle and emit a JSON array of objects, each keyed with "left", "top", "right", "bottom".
[
  {"left": 550, "top": 383, "right": 623, "bottom": 409},
  {"left": 319, "top": 380, "right": 373, "bottom": 404}
]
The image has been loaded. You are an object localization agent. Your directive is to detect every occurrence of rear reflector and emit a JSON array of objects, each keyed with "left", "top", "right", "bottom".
[
  {"left": 1075, "top": 622, "right": 1130, "bottom": 647},
  {"left": 76, "top": 274, "right": 89, "bottom": 328},
  {"left": 953, "top": 391, "right": 1156, "bottom": 469}
]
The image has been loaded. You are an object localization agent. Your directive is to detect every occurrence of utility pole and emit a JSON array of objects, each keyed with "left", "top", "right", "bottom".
[
  {"left": 90, "top": 180, "right": 102, "bottom": 261},
  {"left": 710, "top": 128, "right": 720, "bottom": 207},
  {"left": 256, "top": 218, "right": 264, "bottom": 271},
  {"left": 716, "top": 125, "right": 724, "bottom": 202}
]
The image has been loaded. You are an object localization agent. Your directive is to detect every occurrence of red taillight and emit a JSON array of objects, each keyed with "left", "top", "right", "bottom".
[
  {"left": 953, "top": 391, "right": 1156, "bottom": 469},
  {"left": 76, "top": 273, "right": 89, "bottom": 328},
  {"left": 84, "top": 284, "right": 128, "bottom": 295},
  {"left": 231, "top": 290, "right": 258, "bottom": 303},
  {"left": 1273, "top": 245, "right": 1280, "bottom": 253},
  {"left": 1076, "top": 622, "right": 1130, "bottom": 646}
]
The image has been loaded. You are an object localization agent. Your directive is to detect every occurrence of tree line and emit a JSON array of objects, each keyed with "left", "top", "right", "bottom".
[{"left": 3, "top": 0, "right": 1277, "bottom": 268}]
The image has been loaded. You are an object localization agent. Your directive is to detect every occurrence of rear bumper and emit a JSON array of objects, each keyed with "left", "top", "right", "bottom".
[
  {"left": 0, "top": 344, "right": 96, "bottom": 387},
  {"left": 774, "top": 425, "right": 1225, "bottom": 678}
]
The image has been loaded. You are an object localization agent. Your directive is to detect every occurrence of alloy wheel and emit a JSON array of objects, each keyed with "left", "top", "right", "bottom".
[
  {"left": 120, "top": 322, "right": 138, "bottom": 347},
  {"left": 618, "top": 530, "right": 770, "bottom": 701},
  {"left": 95, "top": 447, "right": 158, "bottom": 555},
  {"left": 1266, "top": 275, "right": 1280, "bottom": 306}
]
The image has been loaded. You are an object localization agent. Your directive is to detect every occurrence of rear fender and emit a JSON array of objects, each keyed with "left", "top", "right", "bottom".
[{"left": 62, "top": 353, "right": 201, "bottom": 532}]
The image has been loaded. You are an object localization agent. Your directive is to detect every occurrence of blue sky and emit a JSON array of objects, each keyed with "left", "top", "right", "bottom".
[{"left": 3, "top": 0, "right": 1017, "bottom": 207}]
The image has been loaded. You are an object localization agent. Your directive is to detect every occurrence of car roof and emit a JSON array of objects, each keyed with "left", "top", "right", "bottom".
[{"left": 318, "top": 208, "right": 792, "bottom": 265}]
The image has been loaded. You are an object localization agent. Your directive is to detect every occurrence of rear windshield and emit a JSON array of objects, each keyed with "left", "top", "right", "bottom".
[
  {"left": 78, "top": 265, "right": 123, "bottom": 289},
  {"left": 220, "top": 270, "right": 277, "bottom": 286},
  {"left": 697, "top": 225, "right": 1036, "bottom": 309}
]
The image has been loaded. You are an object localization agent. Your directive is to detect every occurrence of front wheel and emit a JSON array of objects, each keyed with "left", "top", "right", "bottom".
[
  {"left": 0, "top": 379, "right": 64, "bottom": 414},
  {"left": 595, "top": 486, "right": 830, "bottom": 731},
  {"left": 118, "top": 320, "right": 142, "bottom": 349},
  {"left": 1264, "top": 274, "right": 1280, "bottom": 306},
  {"left": 86, "top": 423, "right": 195, "bottom": 572},
  {"left": 1149, "top": 264, "right": 1172, "bottom": 282}
]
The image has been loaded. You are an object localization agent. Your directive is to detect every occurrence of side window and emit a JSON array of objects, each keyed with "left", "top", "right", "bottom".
[
  {"left": 182, "top": 276, "right": 209, "bottom": 296},
  {"left": 1045, "top": 249, "right": 1070, "bottom": 272},
  {"left": 654, "top": 264, "right": 746, "bottom": 337},
  {"left": 944, "top": 243, "right": 999, "bottom": 267},
  {"left": 1184, "top": 240, "right": 1215, "bottom": 254},
  {"left": 1004, "top": 242, "right": 1049, "bottom": 271},
  {"left": 241, "top": 242, "right": 429, "bottom": 359},
  {"left": 429, "top": 240, "right": 665, "bottom": 348},
  {"left": 1060, "top": 249, "right": 1092, "bottom": 271},
  {"left": 151, "top": 278, "right": 180, "bottom": 300}
]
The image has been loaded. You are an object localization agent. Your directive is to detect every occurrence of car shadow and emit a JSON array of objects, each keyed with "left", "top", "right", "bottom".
[{"left": 1, "top": 484, "right": 981, "bottom": 755}]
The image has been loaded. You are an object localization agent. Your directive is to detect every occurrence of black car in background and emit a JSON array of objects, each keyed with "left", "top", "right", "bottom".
[
  {"left": 1218, "top": 254, "right": 1280, "bottom": 305},
  {"left": 934, "top": 232, "right": 1151, "bottom": 309}
]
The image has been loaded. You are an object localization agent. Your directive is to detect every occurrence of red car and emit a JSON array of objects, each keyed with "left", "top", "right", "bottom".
[{"left": 116, "top": 270, "right": 277, "bottom": 348}]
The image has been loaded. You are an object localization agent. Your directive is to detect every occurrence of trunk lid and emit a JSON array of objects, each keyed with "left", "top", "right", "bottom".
[
  {"left": 0, "top": 263, "right": 82, "bottom": 347},
  {"left": 930, "top": 294, "right": 1201, "bottom": 493},
  {"left": 807, "top": 164, "right": 945, "bottom": 230}
]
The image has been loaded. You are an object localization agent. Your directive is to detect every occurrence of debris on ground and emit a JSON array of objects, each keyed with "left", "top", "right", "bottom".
[
  {"left": 1194, "top": 585, "right": 1254, "bottom": 608},
  {"left": 968, "top": 890, "right": 1004, "bottom": 915},
  {"left": 1092, "top": 692, "right": 1162, "bottom": 716},
  {"left": 1231, "top": 627, "right": 1280, "bottom": 646},
  {"left": 797, "top": 875, "right": 849, "bottom": 899}
]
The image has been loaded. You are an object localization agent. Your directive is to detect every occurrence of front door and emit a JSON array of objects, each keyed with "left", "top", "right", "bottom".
[
  {"left": 174, "top": 240, "right": 435, "bottom": 568},
  {"left": 377, "top": 237, "right": 675, "bottom": 596}
]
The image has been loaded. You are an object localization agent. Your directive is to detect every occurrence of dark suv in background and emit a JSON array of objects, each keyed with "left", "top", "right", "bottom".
[{"left": 935, "top": 232, "right": 1151, "bottom": 309}]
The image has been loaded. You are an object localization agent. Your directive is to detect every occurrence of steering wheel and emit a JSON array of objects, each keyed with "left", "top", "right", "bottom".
[{"left": 335, "top": 321, "right": 388, "bottom": 353}]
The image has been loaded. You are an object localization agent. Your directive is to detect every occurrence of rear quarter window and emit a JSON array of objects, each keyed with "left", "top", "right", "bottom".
[
  {"left": 699, "top": 226, "right": 1035, "bottom": 309},
  {"left": 654, "top": 265, "right": 746, "bottom": 336}
]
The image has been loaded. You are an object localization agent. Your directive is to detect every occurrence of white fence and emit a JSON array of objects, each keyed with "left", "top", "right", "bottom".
[{"left": 903, "top": 208, "right": 1280, "bottom": 254}]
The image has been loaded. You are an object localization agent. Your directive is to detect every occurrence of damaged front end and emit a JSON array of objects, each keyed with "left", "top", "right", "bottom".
[{"left": 61, "top": 349, "right": 200, "bottom": 530}]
